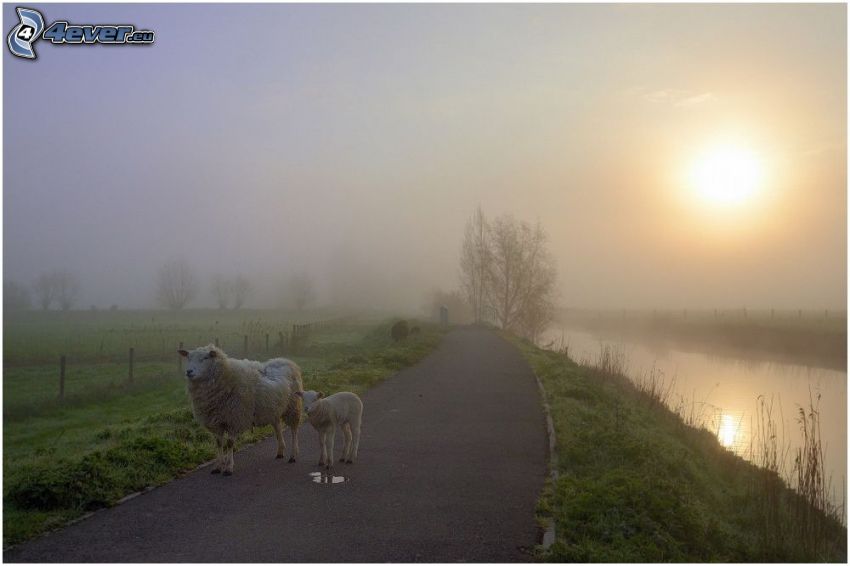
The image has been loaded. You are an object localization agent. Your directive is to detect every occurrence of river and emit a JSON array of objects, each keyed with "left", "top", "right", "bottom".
[{"left": 543, "top": 324, "right": 847, "bottom": 512}]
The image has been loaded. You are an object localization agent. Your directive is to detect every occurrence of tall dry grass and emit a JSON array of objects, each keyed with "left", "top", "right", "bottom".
[{"left": 790, "top": 390, "right": 845, "bottom": 558}]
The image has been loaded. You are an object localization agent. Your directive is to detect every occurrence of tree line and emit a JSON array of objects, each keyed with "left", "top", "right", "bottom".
[{"left": 4, "top": 262, "right": 319, "bottom": 312}]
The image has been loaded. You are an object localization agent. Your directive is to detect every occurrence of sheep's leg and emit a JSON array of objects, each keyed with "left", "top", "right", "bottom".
[
  {"left": 272, "top": 419, "right": 285, "bottom": 459},
  {"left": 223, "top": 435, "right": 235, "bottom": 476},
  {"left": 326, "top": 427, "right": 336, "bottom": 470},
  {"left": 211, "top": 434, "right": 224, "bottom": 474},
  {"left": 348, "top": 414, "right": 361, "bottom": 464},
  {"left": 288, "top": 424, "right": 299, "bottom": 463},
  {"left": 340, "top": 423, "right": 352, "bottom": 462},
  {"left": 318, "top": 430, "right": 326, "bottom": 467}
]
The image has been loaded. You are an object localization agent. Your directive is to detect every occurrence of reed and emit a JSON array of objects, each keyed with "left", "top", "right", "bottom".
[{"left": 790, "top": 390, "right": 845, "bottom": 558}]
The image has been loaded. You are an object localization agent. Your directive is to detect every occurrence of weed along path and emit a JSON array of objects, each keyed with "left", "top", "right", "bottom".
[{"left": 6, "top": 328, "right": 548, "bottom": 562}]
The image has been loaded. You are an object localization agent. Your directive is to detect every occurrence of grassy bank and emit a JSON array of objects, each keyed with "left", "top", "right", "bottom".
[
  {"left": 4, "top": 320, "right": 444, "bottom": 548},
  {"left": 512, "top": 337, "right": 846, "bottom": 562}
]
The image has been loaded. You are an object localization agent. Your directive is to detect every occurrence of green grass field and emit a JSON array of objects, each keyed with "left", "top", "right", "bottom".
[
  {"left": 3, "top": 311, "right": 443, "bottom": 547},
  {"left": 513, "top": 336, "right": 847, "bottom": 562},
  {"left": 3, "top": 307, "right": 364, "bottom": 366}
]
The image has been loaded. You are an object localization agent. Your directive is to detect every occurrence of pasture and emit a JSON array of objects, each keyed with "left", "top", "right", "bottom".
[{"left": 3, "top": 309, "right": 443, "bottom": 547}]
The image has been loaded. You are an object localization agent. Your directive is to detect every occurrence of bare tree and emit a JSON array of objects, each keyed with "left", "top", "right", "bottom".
[
  {"left": 54, "top": 271, "right": 80, "bottom": 311},
  {"left": 156, "top": 258, "right": 198, "bottom": 311},
  {"left": 33, "top": 272, "right": 57, "bottom": 310},
  {"left": 285, "top": 273, "right": 316, "bottom": 311},
  {"left": 211, "top": 275, "right": 232, "bottom": 310},
  {"left": 4, "top": 280, "right": 31, "bottom": 311},
  {"left": 514, "top": 248, "right": 557, "bottom": 343},
  {"left": 487, "top": 215, "right": 557, "bottom": 340},
  {"left": 459, "top": 206, "right": 492, "bottom": 324},
  {"left": 232, "top": 275, "right": 252, "bottom": 310}
]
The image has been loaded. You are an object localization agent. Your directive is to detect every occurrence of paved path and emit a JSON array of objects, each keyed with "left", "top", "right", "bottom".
[{"left": 6, "top": 328, "right": 548, "bottom": 562}]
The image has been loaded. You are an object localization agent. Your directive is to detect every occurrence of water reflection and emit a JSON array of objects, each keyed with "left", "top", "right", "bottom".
[
  {"left": 309, "top": 471, "right": 348, "bottom": 484},
  {"left": 718, "top": 413, "right": 742, "bottom": 449}
]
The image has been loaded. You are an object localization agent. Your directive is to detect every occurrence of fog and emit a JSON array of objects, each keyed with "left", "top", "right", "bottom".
[{"left": 4, "top": 4, "right": 845, "bottom": 311}]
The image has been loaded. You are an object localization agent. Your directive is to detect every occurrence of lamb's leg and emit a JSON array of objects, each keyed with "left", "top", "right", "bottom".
[
  {"left": 326, "top": 427, "right": 336, "bottom": 470},
  {"left": 223, "top": 435, "right": 235, "bottom": 476},
  {"left": 289, "top": 425, "right": 299, "bottom": 463},
  {"left": 340, "top": 423, "right": 352, "bottom": 462},
  {"left": 272, "top": 419, "right": 285, "bottom": 459},
  {"left": 318, "top": 430, "right": 326, "bottom": 467},
  {"left": 348, "top": 414, "right": 361, "bottom": 464},
  {"left": 211, "top": 434, "right": 224, "bottom": 474}
]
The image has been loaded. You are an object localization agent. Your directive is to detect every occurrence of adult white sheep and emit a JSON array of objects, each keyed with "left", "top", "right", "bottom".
[
  {"left": 297, "top": 390, "right": 363, "bottom": 468},
  {"left": 178, "top": 345, "right": 304, "bottom": 475}
]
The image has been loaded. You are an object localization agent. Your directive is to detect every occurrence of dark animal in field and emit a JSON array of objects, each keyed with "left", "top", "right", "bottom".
[
  {"left": 391, "top": 320, "right": 409, "bottom": 342},
  {"left": 409, "top": 326, "right": 421, "bottom": 337}
]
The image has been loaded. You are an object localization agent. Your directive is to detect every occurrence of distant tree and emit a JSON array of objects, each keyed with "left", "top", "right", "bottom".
[
  {"left": 211, "top": 275, "right": 232, "bottom": 310},
  {"left": 54, "top": 271, "right": 80, "bottom": 311},
  {"left": 4, "top": 280, "right": 31, "bottom": 311},
  {"left": 485, "top": 215, "right": 557, "bottom": 342},
  {"left": 33, "top": 272, "right": 58, "bottom": 310},
  {"left": 231, "top": 275, "right": 252, "bottom": 310},
  {"left": 285, "top": 273, "right": 316, "bottom": 311},
  {"left": 156, "top": 258, "right": 198, "bottom": 311},
  {"left": 460, "top": 206, "right": 492, "bottom": 324}
]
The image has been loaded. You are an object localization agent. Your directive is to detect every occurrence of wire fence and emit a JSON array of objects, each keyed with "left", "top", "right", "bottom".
[{"left": 6, "top": 316, "right": 355, "bottom": 408}]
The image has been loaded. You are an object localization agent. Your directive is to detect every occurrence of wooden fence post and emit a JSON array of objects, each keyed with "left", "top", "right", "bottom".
[
  {"left": 59, "top": 355, "right": 66, "bottom": 401},
  {"left": 128, "top": 347, "right": 134, "bottom": 384}
]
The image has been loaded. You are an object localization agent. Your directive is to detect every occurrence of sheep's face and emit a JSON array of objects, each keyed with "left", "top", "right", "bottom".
[
  {"left": 178, "top": 346, "right": 221, "bottom": 381},
  {"left": 299, "top": 390, "right": 324, "bottom": 414}
]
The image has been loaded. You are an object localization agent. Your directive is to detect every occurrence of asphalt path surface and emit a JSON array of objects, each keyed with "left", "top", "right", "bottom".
[{"left": 6, "top": 328, "right": 548, "bottom": 562}]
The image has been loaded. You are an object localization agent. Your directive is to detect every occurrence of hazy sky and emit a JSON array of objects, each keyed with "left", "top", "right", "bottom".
[{"left": 4, "top": 3, "right": 846, "bottom": 310}]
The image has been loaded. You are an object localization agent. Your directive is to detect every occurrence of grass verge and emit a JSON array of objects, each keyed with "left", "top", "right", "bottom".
[
  {"left": 4, "top": 320, "right": 444, "bottom": 548},
  {"left": 511, "top": 336, "right": 847, "bottom": 562}
]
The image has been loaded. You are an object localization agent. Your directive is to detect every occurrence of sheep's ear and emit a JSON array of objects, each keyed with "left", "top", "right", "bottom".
[
  {"left": 178, "top": 350, "right": 188, "bottom": 358},
  {"left": 318, "top": 391, "right": 325, "bottom": 399},
  {"left": 208, "top": 350, "right": 217, "bottom": 358}
]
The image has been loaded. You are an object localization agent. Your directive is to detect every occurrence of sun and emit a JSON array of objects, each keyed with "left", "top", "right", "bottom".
[{"left": 688, "top": 144, "right": 764, "bottom": 207}]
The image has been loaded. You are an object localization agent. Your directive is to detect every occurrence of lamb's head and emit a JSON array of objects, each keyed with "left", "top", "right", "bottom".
[
  {"left": 177, "top": 345, "right": 226, "bottom": 381},
  {"left": 296, "top": 390, "right": 325, "bottom": 415}
]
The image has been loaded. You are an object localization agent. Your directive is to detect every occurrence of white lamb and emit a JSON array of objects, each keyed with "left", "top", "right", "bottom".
[
  {"left": 178, "top": 345, "right": 304, "bottom": 475},
  {"left": 297, "top": 390, "right": 363, "bottom": 468}
]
